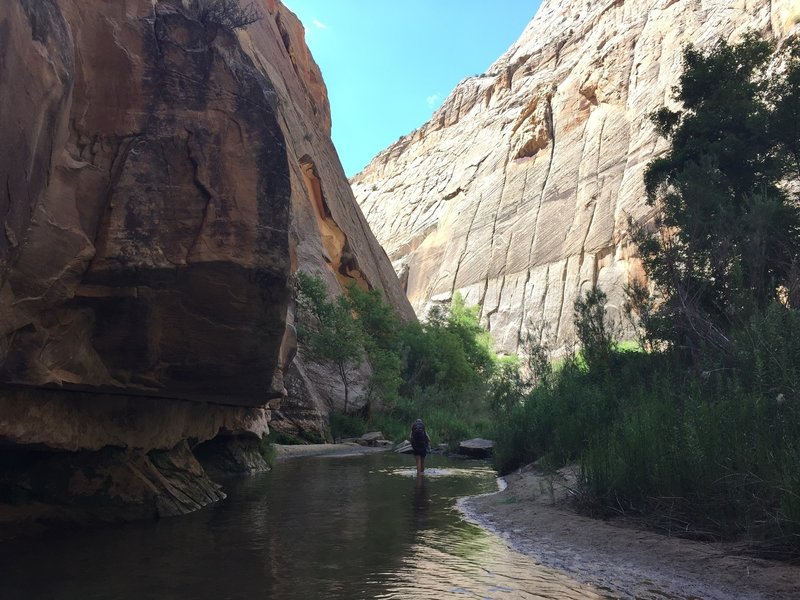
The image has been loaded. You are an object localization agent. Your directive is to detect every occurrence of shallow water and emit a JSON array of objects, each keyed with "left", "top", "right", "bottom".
[{"left": 1, "top": 453, "right": 614, "bottom": 599}]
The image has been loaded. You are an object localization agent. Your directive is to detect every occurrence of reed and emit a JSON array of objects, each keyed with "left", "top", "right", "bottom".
[{"left": 494, "top": 305, "right": 800, "bottom": 553}]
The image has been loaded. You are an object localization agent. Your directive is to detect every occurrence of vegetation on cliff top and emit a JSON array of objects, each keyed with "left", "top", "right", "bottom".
[{"left": 192, "top": 0, "right": 262, "bottom": 30}]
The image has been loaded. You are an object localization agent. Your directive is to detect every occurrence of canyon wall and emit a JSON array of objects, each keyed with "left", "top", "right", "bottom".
[
  {"left": 0, "top": 0, "right": 410, "bottom": 522},
  {"left": 354, "top": 0, "right": 799, "bottom": 354}
]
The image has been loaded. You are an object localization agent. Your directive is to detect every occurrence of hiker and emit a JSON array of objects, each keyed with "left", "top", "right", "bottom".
[{"left": 410, "top": 418, "right": 431, "bottom": 475}]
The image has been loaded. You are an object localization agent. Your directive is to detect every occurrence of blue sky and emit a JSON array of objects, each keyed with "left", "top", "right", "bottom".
[{"left": 283, "top": 1, "right": 541, "bottom": 177}]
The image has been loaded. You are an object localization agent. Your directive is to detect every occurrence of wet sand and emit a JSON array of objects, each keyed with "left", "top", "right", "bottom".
[{"left": 458, "top": 464, "right": 800, "bottom": 600}]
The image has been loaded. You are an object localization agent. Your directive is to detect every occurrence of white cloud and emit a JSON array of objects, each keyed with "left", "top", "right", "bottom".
[
  {"left": 312, "top": 19, "right": 328, "bottom": 29},
  {"left": 426, "top": 93, "right": 441, "bottom": 108}
]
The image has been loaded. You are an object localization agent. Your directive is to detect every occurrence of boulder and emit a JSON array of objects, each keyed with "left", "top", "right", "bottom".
[
  {"left": 458, "top": 438, "right": 494, "bottom": 459},
  {"left": 360, "top": 431, "right": 384, "bottom": 443},
  {"left": 394, "top": 440, "right": 413, "bottom": 454},
  {"left": 0, "top": 441, "right": 226, "bottom": 522},
  {"left": 194, "top": 435, "right": 270, "bottom": 476}
]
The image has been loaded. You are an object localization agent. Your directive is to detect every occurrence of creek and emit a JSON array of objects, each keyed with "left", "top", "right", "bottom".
[{"left": 1, "top": 453, "right": 615, "bottom": 599}]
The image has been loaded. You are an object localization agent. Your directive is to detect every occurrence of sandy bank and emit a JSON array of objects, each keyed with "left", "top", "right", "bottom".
[{"left": 459, "top": 464, "right": 800, "bottom": 600}]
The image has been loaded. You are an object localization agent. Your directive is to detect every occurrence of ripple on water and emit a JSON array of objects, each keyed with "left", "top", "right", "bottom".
[
  {"left": 370, "top": 461, "right": 611, "bottom": 599},
  {"left": 0, "top": 453, "right": 616, "bottom": 600},
  {"left": 374, "top": 466, "right": 498, "bottom": 479},
  {"left": 374, "top": 538, "right": 610, "bottom": 599}
]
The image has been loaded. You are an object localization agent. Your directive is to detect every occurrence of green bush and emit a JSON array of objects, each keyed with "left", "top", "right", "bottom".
[
  {"left": 573, "top": 287, "right": 616, "bottom": 371},
  {"left": 258, "top": 438, "right": 277, "bottom": 467},
  {"left": 494, "top": 308, "right": 800, "bottom": 546},
  {"left": 294, "top": 273, "right": 507, "bottom": 449},
  {"left": 298, "top": 430, "right": 326, "bottom": 445},
  {"left": 329, "top": 411, "right": 367, "bottom": 440},
  {"left": 264, "top": 430, "right": 307, "bottom": 445}
]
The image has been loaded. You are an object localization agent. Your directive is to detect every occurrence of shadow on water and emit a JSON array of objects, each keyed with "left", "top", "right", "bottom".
[{"left": 0, "top": 453, "right": 613, "bottom": 599}]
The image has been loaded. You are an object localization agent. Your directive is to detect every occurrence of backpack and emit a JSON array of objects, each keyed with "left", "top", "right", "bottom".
[{"left": 411, "top": 420, "right": 427, "bottom": 448}]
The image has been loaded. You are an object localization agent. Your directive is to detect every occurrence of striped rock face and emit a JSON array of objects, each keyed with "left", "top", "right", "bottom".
[
  {"left": 0, "top": 0, "right": 411, "bottom": 517},
  {"left": 353, "top": 0, "right": 798, "bottom": 353}
]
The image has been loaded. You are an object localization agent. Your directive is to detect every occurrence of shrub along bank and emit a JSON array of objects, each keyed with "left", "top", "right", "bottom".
[
  {"left": 295, "top": 271, "right": 497, "bottom": 449},
  {"left": 496, "top": 35, "right": 800, "bottom": 556},
  {"left": 494, "top": 300, "right": 800, "bottom": 552}
]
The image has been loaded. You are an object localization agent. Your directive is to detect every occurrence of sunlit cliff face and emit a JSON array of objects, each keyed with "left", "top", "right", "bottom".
[{"left": 353, "top": 0, "right": 796, "bottom": 355}]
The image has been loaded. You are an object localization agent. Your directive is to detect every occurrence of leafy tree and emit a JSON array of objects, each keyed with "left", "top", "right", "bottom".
[
  {"left": 396, "top": 294, "right": 496, "bottom": 395},
  {"left": 343, "top": 283, "right": 402, "bottom": 407},
  {"left": 295, "top": 272, "right": 364, "bottom": 413},
  {"left": 488, "top": 355, "right": 525, "bottom": 416},
  {"left": 446, "top": 294, "right": 496, "bottom": 375},
  {"left": 295, "top": 272, "right": 507, "bottom": 445},
  {"left": 397, "top": 320, "right": 476, "bottom": 393},
  {"left": 344, "top": 283, "right": 399, "bottom": 351},
  {"left": 574, "top": 287, "right": 616, "bottom": 371},
  {"left": 633, "top": 34, "right": 800, "bottom": 353}
]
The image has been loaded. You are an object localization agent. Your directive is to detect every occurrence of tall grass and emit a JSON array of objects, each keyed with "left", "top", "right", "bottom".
[
  {"left": 368, "top": 385, "right": 493, "bottom": 449},
  {"left": 494, "top": 305, "right": 800, "bottom": 550}
]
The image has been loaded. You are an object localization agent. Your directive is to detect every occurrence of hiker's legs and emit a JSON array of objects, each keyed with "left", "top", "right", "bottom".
[{"left": 415, "top": 454, "right": 424, "bottom": 474}]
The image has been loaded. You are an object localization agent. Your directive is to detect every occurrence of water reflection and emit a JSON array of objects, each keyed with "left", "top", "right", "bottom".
[
  {"left": 0, "top": 453, "right": 613, "bottom": 599},
  {"left": 412, "top": 475, "right": 430, "bottom": 530}
]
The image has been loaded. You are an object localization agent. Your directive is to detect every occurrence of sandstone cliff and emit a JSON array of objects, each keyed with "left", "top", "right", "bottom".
[
  {"left": 354, "top": 0, "right": 799, "bottom": 354},
  {"left": 0, "top": 0, "right": 410, "bottom": 523}
]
